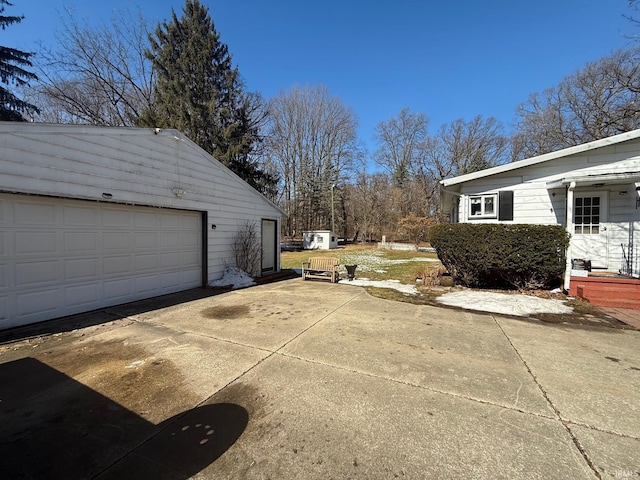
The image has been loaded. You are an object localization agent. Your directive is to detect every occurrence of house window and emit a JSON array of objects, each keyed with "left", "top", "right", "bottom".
[
  {"left": 574, "top": 196, "right": 600, "bottom": 234},
  {"left": 469, "top": 194, "right": 497, "bottom": 218}
]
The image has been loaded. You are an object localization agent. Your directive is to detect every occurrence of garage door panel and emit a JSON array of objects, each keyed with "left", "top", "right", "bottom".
[
  {"left": 162, "top": 272, "right": 182, "bottom": 288},
  {"left": 65, "top": 258, "right": 99, "bottom": 280},
  {"left": 16, "top": 260, "right": 58, "bottom": 286},
  {"left": 65, "top": 283, "right": 100, "bottom": 308},
  {"left": 103, "top": 232, "right": 132, "bottom": 251},
  {"left": 182, "top": 232, "right": 200, "bottom": 247},
  {"left": 135, "top": 274, "right": 162, "bottom": 293},
  {"left": 160, "top": 232, "right": 181, "bottom": 248},
  {"left": 104, "top": 278, "right": 134, "bottom": 300},
  {"left": 135, "top": 253, "right": 158, "bottom": 272},
  {"left": 0, "top": 296, "right": 7, "bottom": 320},
  {"left": 161, "top": 252, "right": 182, "bottom": 268},
  {"left": 63, "top": 205, "right": 97, "bottom": 225},
  {"left": 134, "top": 211, "right": 157, "bottom": 228},
  {"left": 103, "top": 209, "right": 132, "bottom": 227},
  {"left": 14, "top": 201, "right": 57, "bottom": 225},
  {"left": 104, "top": 256, "right": 133, "bottom": 276},
  {"left": 16, "top": 288, "right": 60, "bottom": 317},
  {"left": 182, "top": 251, "right": 200, "bottom": 267},
  {"left": 161, "top": 214, "right": 181, "bottom": 228},
  {"left": 183, "top": 269, "right": 201, "bottom": 284},
  {"left": 1, "top": 194, "right": 202, "bottom": 328},
  {"left": 135, "top": 232, "right": 158, "bottom": 249},
  {"left": 181, "top": 215, "right": 200, "bottom": 229},
  {"left": 64, "top": 232, "right": 98, "bottom": 253},
  {"left": 15, "top": 231, "right": 57, "bottom": 255}
]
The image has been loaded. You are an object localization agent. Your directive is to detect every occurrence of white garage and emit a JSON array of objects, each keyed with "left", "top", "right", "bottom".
[
  {"left": 0, "top": 122, "right": 284, "bottom": 330},
  {"left": 0, "top": 194, "right": 202, "bottom": 328}
]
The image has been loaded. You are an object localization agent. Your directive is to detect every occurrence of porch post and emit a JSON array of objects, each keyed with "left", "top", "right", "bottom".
[{"left": 563, "top": 182, "right": 576, "bottom": 291}]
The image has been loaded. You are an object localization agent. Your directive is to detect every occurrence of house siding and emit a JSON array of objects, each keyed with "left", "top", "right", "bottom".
[
  {"left": 451, "top": 145, "right": 640, "bottom": 274},
  {"left": 0, "top": 123, "right": 283, "bottom": 283}
]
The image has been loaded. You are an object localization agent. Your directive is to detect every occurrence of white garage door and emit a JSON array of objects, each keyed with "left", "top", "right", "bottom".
[{"left": 0, "top": 193, "right": 202, "bottom": 329}]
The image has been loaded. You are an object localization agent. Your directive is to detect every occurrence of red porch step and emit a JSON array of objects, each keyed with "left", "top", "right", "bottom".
[{"left": 570, "top": 276, "right": 640, "bottom": 309}]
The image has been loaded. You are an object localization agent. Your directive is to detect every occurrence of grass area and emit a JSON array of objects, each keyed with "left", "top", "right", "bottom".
[
  {"left": 282, "top": 244, "right": 442, "bottom": 285},
  {"left": 281, "top": 243, "right": 627, "bottom": 329}
]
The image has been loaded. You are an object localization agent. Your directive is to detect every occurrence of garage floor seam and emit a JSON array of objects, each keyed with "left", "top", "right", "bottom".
[{"left": 491, "top": 315, "right": 602, "bottom": 480}]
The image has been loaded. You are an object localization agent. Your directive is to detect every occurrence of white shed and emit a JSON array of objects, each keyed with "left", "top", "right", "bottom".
[
  {"left": 302, "top": 230, "right": 338, "bottom": 250},
  {"left": 0, "top": 122, "right": 285, "bottom": 329}
]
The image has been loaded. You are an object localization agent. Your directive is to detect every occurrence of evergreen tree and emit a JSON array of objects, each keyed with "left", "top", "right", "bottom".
[
  {"left": 0, "top": 0, "right": 38, "bottom": 121},
  {"left": 140, "top": 0, "right": 274, "bottom": 194}
]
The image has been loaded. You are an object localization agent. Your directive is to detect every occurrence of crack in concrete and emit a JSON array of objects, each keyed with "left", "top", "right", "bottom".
[{"left": 491, "top": 314, "right": 602, "bottom": 480}]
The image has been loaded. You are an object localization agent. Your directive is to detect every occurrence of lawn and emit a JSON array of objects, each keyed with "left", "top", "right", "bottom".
[
  {"left": 281, "top": 243, "right": 613, "bottom": 327},
  {"left": 281, "top": 243, "right": 442, "bottom": 286}
]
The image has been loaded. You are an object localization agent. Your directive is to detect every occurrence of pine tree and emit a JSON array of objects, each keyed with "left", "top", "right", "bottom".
[
  {"left": 140, "top": 0, "right": 274, "bottom": 194},
  {"left": 0, "top": 0, "right": 38, "bottom": 121}
]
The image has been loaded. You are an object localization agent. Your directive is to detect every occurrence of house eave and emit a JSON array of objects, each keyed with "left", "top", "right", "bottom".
[
  {"left": 546, "top": 171, "right": 640, "bottom": 189},
  {"left": 440, "top": 128, "right": 640, "bottom": 187}
]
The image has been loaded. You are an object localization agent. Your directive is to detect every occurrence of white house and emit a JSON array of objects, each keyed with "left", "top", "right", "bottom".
[
  {"left": 0, "top": 122, "right": 285, "bottom": 329},
  {"left": 440, "top": 129, "right": 640, "bottom": 291},
  {"left": 302, "top": 230, "right": 338, "bottom": 250}
]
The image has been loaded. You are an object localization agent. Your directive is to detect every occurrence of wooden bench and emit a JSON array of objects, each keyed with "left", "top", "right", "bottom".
[{"left": 302, "top": 257, "right": 340, "bottom": 283}]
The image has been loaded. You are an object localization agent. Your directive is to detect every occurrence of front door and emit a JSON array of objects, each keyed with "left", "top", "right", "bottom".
[
  {"left": 261, "top": 219, "right": 277, "bottom": 274},
  {"left": 572, "top": 192, "right": 608, "bottom": 268}
]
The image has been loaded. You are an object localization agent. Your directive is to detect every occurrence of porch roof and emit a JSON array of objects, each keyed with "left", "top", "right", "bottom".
[{"left": 546, "top": 171, "right": 640, "bottom": 189}]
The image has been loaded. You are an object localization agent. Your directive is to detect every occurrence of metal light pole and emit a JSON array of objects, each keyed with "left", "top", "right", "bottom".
[{"left": 331, "top": 183, "right": 335, "bottom": 233}]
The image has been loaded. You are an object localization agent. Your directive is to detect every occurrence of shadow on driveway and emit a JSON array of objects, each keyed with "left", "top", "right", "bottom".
[{"left": 0, "top": 357, "right": 248, "bottom": 479}]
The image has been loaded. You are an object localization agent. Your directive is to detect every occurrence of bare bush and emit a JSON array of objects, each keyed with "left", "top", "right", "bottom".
[{"left": 232, "top": 221, "right": 261, "bottom": 276}]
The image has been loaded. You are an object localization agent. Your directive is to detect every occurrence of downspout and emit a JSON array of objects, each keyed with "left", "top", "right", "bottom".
[{"left": 563, "top": 181, "right": 576, "bottom": 291}]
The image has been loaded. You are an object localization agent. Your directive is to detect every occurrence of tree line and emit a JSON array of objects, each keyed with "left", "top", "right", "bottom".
[{"left": 2, "top": 0, "right": 640, "bottom": 241}]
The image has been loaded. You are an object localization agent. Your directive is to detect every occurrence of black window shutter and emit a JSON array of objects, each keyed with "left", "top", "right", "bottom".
[{"left": 498, "top": 191, "right": 514, "bottom": 221}]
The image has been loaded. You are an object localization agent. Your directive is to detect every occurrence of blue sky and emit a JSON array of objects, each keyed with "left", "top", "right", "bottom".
[{"left": 3, "top": 0, "right": 637, "bottom": 156}]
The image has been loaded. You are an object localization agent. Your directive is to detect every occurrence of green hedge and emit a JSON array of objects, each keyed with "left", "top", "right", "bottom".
[{"left": 430, "top": 224, "right": 570, "bottom": 290}]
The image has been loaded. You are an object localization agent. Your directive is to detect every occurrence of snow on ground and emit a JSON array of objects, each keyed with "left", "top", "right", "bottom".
[
  {"left": 340, "top": 250, "right": 440, "bottom": 274},
  {"left": 436, "top": 290, "right": 573, "bottom": 316},
  {"left": 208, "top": 266, "right": 256, "bottom": 289},
  {"left": 339, "top": 278, "right": 419, "bottom": 295}
]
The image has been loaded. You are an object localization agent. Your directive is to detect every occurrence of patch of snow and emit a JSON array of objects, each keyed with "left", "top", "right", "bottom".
[
  {"left": 340, "top": 277, "right": 419, "bottom": 295},
  {"left": 437, "top": 291, "right": 573, "bottom": 317},
  {"left": 209, "top": 266, "right": 256, "bottom": 289},
  {"left": 339, "top": 251, "right": 440, "bottom": 274}
]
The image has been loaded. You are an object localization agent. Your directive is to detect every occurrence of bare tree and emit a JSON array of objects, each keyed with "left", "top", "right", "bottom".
[
  {"left": 344, "top": 165, "right": 393, "bottom": 242},
  {"left": 433, "top": 115, "right": 508, "bottom": 175},
  {"left": 32, "top": 9, "right": 154, "bottom": 125},
  {"left": 513, "top": 48, "right": 640, "bottom": 160},
  {"left": 373, "top": 108, "right": 428, "bottom": 188},
  {"left": 372, "top": 108, "right": 432, "bottom": 221},
  {"left": 267, "top": 84, "right": 359, "bottom": 237}
]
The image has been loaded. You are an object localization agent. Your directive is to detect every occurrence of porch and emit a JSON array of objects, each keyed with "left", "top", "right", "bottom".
[{"left": 569, "top": 273, "right": 640, "bottom": 310}]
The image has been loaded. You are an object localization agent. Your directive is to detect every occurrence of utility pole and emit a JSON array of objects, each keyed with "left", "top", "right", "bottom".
[{"left": 331, "top": 183, "right": 335, "bottom": 233}]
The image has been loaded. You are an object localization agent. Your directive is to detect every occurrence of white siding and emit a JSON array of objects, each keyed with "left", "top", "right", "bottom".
[
  {"left": 0, "top": 123, "right": 283, "bottom": 285},
  {"left": 451, "top": 140, "right": 640, "bottom": 273}
]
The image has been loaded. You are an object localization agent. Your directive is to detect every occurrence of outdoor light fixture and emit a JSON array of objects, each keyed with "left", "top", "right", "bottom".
[
  {"left": 172, "top": 188, "right": 187, "bottom": 198},
  {"left": 102, "top": 192, "right": 113, "bottom": 199}
]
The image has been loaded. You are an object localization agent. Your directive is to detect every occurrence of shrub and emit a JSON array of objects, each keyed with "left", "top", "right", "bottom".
[
  {"left": 430, "top": 224, "right": 570, "bottom": 290},
  {"left": 232, "top": 221, "right": 261, "bottom": 276}
]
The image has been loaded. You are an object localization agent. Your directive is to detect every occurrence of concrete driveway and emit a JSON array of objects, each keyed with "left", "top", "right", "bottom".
[{"left": 1, "top": 279, "right": 638, "bottom": 479}]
